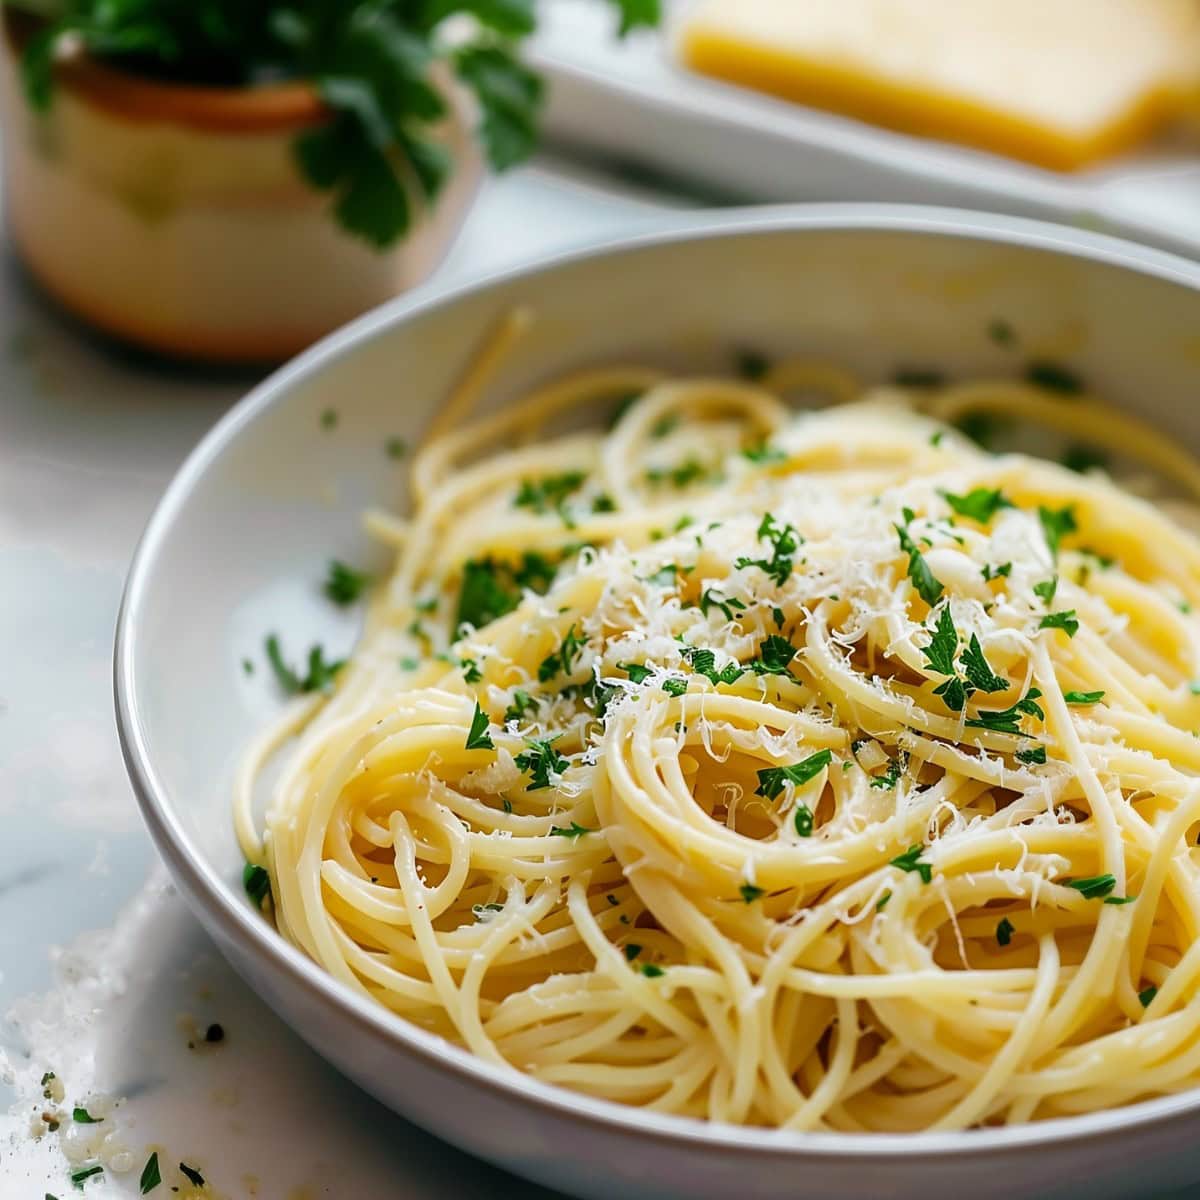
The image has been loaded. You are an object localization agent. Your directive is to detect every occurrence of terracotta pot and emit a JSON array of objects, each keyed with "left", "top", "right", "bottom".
[{"left": 0, "top": 11, "right": 483, "bottom": 363}]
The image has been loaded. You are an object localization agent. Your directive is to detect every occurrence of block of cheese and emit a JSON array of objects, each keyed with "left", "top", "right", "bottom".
[{"left": 678, "top": 0, "right": 1200, "bottom": 171}]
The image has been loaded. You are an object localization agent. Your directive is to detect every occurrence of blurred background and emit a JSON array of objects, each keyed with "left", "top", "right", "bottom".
[{"left": 1, "top": 1, "right": 1199, "bottom": 1195}]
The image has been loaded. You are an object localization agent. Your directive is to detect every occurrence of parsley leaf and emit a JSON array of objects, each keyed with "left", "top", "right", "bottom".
[
  {"left": 640, "top": 963, "right": 665, "bottom": 978},
  {"left": 922, "top": 606, "right": 958, "bottom": 676},
  {"left": 465, "top": 702, "right": 494, "bottom": 750},
  {"left": 895, "top": 518, "right": 944, "bottom": 606},
  {"left": 70, "top": 1166, "right": 103, "bottom": 1186},
  {"left": 699, "top": 589, "right": 746, "bottom": 623},
  {"left": 734, "top": 512, "right": 802, "bottom": 587},
  {"left": 996, "top": 917, "right": 1015, "bottom": 946},
  {"left": 72, "top": 1107, "right": 101, "bottom": 1125},
  {"left": 735, "top": 348, "right": 771, "bottom": 380},
  {"left": 1139, "top": 985, "right": 1158, "bottom": 1008},
  {"left": 514, "top": 470, "right": 586, "bottom": 516},
  {"left": 1064, "top": 690, "right": 1104, "bottom": 705},
  {"left": 139, "top": 1152, "right": 161, "bottom": 1195},
  {"left": 1033, "top": 577, "right": 1058, "bottom": 605},
  {"left": 685, "top": 647, "right": 744, "bottom": 686},
  {"left": 504, "top": 689, "right": 536, "bottom": 724},
  {"left": 739, "top": 883, "right": 765, "bottom": 903},
  {"left": 982, "top": 562, "right": 1013, "bottom": 582},
  {"left": 537, "top": 624, "right": 585, "bottom": 682},
  {"left": 1065, "top": 874, "right": 1116, "bottom": 900},
  {"left": 750, "top": 635, "right": 797, "bottom": 676},
  {"left": 794, "top": 804, "right": 814, "bottom": 837},
  {"left": 1038, "top": 505, "right": 1078, "bottom": 560},
  {"left": 549, "top": 821, "right": 593, "bottom": 840},
  {"left": 965, "top": 687, "right": 1044, "bottom": 734},
  {"left": 324, "top": 560, "right": 372, "bottom": 605},
  {"left": 940, "top": 487, "right": 1013, "bottom": 524},
  {"left": 755, "top": 750, "right": 832, "bottom": 801},
  {"left": 870, "top": 751, "right": 907, "bottom": 791},
  {"left": 514, "top": 738, "right": 568, "bottom": 790},
  {"left": 620, "top": 662, "right": 653, "bottom": 685},
  {"left": 1040, "top": 610, "right": 1079, "bottom": 637},
  {"left": 243, "top": 863, "right": 271, "bottom": 908},
  {"left": 265, "top": 635, "right": 345, "bottom": 695},
  {"left": 179, "top": 1165, "right": 205, "bottom": 1188},
  {"left": 960, "top": 634, "right": 1007, "bottom": 693},
  {"left": 661, "top": 677, "right": 688, "bottom": 697},
  {"left": 890, "top": 844, "right": 932, "bottom": 884},
  {"left": 1015, "top": 745, "right": 1047, "bottom": 765}
]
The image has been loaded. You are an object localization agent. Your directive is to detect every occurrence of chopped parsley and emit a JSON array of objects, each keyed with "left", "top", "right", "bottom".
[
  {"left": 503, "top": 690, "right": 536, "bottom": 724},
  {"left": 139, "top": 1152, "right": 161, "bottom": 1194},
  {"left": 961, "top": 634, "right": 1008, "bottom": 694},
  {"left": 515, "top": 738, "right": 568, "bottom": 790},
  {"left": 241, "top": 657, "right": 254, "bottom": 676},
  {"left": 1033, "top": 577, "right": 1058, "bottom": 605},
  {"left": 624, "top": 943, "right": 642, "bottom": 961},
  {"left": 1040, "top": 610, "right": 1079, "bottom": 637},
  {"left": 1064, "top": 690, "right": 1104, "bottom": 705},
  {"left": 739, "top": 883, "right": 765, "bottom": 903},
  {"left": 875, "top": 890, "right": 892, "bottom": 911},
  {"left": 982, "top": 562, "right": 1012, "bottom": 582},
  {"left": 890, "top": 844, "right": 932, "bottom": 884},
  {"left": 550, "top": 822, "right": 593, "bottom": 840},
  {"left": 870, "top": 751, "right": 907, "bottom": 791},
  {"left": 460, "top": 658, "right": 483, "bottom": 683},
  {"left": 620, "top": 662, "right": 653, "bottom": 685},
  {"left": 1038, "top": 505, "right": 1077, "bottom": 560},
  {"left": 243, "top": 863, "right": 271, "bottom": 908},
  {"left": 643, "top": 564, "right": 679, "bottom": 588},
  {"left": 70, "top": 1166, "right": 103, "bottom": 1187},
  {"left": 640, "top": 963, "right": 665, "bottom": 978},
  {"left": 465, "top": 703, "right": 494, "bottom": 750},
  {"left": 742, "top": 441, "right": 786, "bottom": 464},
  {"left": 699, "top": 589, "right": 747, "bottom": 623},
  {"left": 1016, "top": 745, "right": 1047, "bottom": 765},
  {"left": 592, "top": 492, "right": 617, "bottom": 513},
  {"left": 385, "top": 436, "right": 407, "bottom": 459},
  {"left": 772, "top": 606, "right": 786, "bottom": 630},
  {"left": 1139, "top": 985, "right": 1158, "bottom": 1008},
  {"left": 922, "top": 606, "right": 958, "bottom": 676},
  {"left": 537, "top": 625, "right": 585, "bottom": 682},
  {"left": 965, "top": 688, "right": 1044, "bottom": 734},
  {"left": 895, "top": 515, "right": 944, "bottom": 606},
  {"left": 685, "top": 647, "right": 744, "bottom": 686},
  {"left": 324, "top": 560, "right": 372, "bottom": 605},
  {"left": 755, "top": 749, "right": 832, "bottom": 801},
  {"left": 646, "top": 458, "right": 707, "bottom": 488},
  {"left": 1065, "top": 873, "right": 1116, "bottom": 899},
  {"left": 514, "top": 471, "right": 586, "bottom": 516},
  {"left": 749, "top": 635, "right": 797, "bottom": 676},
  {"left": 940, "top": 487, "right": 1012, "bottom": 524},
  {"left": 319, "top": 408, "right": 338, "bottom": 430},
  {"left": 996, "top": 917, "right": 1015, "bottom": 946},
  {"left": 179, "top": 1165, "right": 205, "bottom": 1188},
  {"left": 72, "top": 1107, "right": 100, "bottom": 1124},
  {"left": 1026, "top": 360, "right": 1084, "bottom": 395},
  {"left": 734, "top": 512, "right": 802, "bottom": 587},
  {"left": 662, "top": 677, "right": 688, "bottom": 697},
  {"left": 794, "top": 804, "right": 814, "bottom": 837},
  {"left": 265, "top": 635, "right": 345, "bottom": 695}
]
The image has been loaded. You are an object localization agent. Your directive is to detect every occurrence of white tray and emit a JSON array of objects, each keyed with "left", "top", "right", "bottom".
[{"left": 531, "top": 0, "right": 1200, "bottom": 259}]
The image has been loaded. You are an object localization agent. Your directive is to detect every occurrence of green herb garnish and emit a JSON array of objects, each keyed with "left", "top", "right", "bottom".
[
  {"left": 550, "top": 822, "right": 593, "bottom": 840},
  {"left": 179, "top": 1165, "right": 205, "bottom": 1188},
  {"left": 70, "top": 1166, "right": 103, "bottom": 1187},
  {"left": 1038, "top": 505, "right": 1078, "bottom": 560},
  {"left": 624, "top": 943, "right": 642, "bottom": 961},
  {"left": 324, "top": 560, "right": 372, "bottom": 605},
  {"left": 965, "top": 687, "right": 1044, "bottom": 734},
  {"left": 699, "top": 589, "right": 747, "bottom": 623},
  {"left": 961, "top": 634, "right": 1007, "bottom": 694},
  {"left": 243, "top": 863, "right": 271, "bottom": 908},
  {"left": 1026, "top": 361, "right": 1084, "bottom": 394},
  {"left": 72, "top": 1107, "right": 100, "bottom": 1124},
  {"left": 1062, "top": 444, "right": 1107, "bottom": 474},
  {"left": 755, "top": 750, "right": 832, "bottom": 801},
  {"left": 794, "top": 804, "right": 814, "bottom": 837},
  {"left": 734, "top": 512, "right": 802, "bottom": 587},
  {"left": 264, "top": 635, "right": 345, "bottom": 695},
  {"left": 515, "top": 471, "right": 586, "bottom": 516},
  {"left": 750, "top": 635, "right": 797, "bottom": 677},
  {"left": 139, "top": 1153, "right": 161, "bottom": 1195},
  {"left": 895, "top": 516, "right": 944, "bottom": 606},
  {"left": 1016, "top": 745, "right": 1047, "bottom": 765},
  {"left": 739, "top": 883, "right": 765, "bottom": 903},
  {"left": 685, "top": 647, "right": 744, "bottom": 686},
  {"left": 940, "top": 487, "right": 1012, "bottom": 524},
  {"left": 1064, "top": 690, "right": 1104, "bottom": 705},
  {"left": 982, "top": 562, "right": 1012, "bottom": 581},
  {"left": 465, "top": 702, "right": 494, "bottom": 750},
  {"left": 503, "top": 690, "right": 536, "bottom": 724},
  {"left": 1139, "top": 985, "right": 1158, "bottom": 1008},
  {"left": 996, "top": 917, "right": 1015, "bottom": 946},
  {"left": 661, "top": 677, "right": 688, "bottom": 697},
  {"left": 890, "top": 844, "right": 932, "bottom": 884},
  {"left": 1040, "top": 610, "right": 1079, "bottom": 637},
  {"left": 1065, "top": 873, "right": 1116, "bottom": 899},
  {"left": 870, "top": 751, "right": 907, "bottom": 791},
  {"left": 1033, "top": 577, "right": 1058, "bottom": 605},
  {"left": 514, "top": 738, "right": 568, "bottom": 790},
  {"left": 537, "top": 624, "right": 585, "bottom": 682}
]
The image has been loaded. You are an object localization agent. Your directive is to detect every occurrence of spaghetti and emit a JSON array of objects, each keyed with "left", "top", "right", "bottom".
[{"left": 238, "top": 349, "right": 1200, "bottom": 1132}]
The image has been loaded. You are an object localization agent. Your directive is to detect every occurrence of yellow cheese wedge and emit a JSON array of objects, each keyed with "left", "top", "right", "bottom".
[{"left": 678, "top": 0, "right": 1200, "bottom": 171}]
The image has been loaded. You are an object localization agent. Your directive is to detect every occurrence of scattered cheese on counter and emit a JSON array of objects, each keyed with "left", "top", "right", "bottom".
[{"left": 677, "top": 0, "right": 1200, "bottom": 170}]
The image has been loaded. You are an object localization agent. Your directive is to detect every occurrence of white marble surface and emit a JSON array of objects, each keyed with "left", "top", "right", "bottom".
[{"left": 0, "top": 157, "right": 689, "bottom": 1198}]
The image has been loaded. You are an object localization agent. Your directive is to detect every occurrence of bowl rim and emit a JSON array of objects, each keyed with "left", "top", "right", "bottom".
[{"left": 115, "top": 202, "right": 1200, "bottom": 1161}]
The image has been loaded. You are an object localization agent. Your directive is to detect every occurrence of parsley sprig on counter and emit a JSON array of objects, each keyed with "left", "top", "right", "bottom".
[{"left": 19, "top": 0, "right": 659, "bottom": 248}]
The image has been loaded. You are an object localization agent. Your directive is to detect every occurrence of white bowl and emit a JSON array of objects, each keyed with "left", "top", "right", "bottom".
[{"left": 116, "top": 206, "right": 1200, "bottom": 1200}]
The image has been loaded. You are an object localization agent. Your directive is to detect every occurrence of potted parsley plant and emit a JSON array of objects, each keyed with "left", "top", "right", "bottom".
[{"left": 0, "top": 0, "right": 658, "bottom": 362}]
